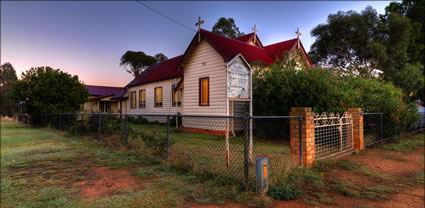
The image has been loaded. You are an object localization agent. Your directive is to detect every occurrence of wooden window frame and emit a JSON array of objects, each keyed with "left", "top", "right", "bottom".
[
  {"left": 139, "top": 89, "right": 146, "bottom": 108},
  {"left": 199, "top": 77, "right": 209, "bottom": 106},
  {"left": 154, "top": 87, "right": 163, "bottom": 108},
  {"left": 130, "top": 91, "right": 136, "bottom": 109}
]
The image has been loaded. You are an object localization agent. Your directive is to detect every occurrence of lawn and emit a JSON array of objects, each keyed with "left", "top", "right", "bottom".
[
  {"left": 2, "top": 119, "right": 423, "bottom": 208},
  {"left": 0, "top": 119, "right": 271, "bottom": 208},
  {"left": 128, "top": 122, "right": 294, "bottom": 185}
]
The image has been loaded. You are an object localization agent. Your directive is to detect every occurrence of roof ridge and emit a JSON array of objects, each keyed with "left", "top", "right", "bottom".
[
  {"left": 85, "top": 84, "right": 123, "bottom": 89},
  {"left": 201, "top": 29, "right": 265, "bottom": 50},
  {"left": 263, "top": 38, "right": 298, "bottom": 48}
]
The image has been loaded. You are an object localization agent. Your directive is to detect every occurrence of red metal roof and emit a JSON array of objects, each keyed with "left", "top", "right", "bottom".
[
  {"left": 85, "top": 85, "right": 123, "bottom": 98},
  {"left": 111, "top": 88, "right": 128, "bottom": 99},
  {"left": 234, "top": 32, "right": 263, "bottom": 47},
  {"left": 201, "top": 29, "right": 273, "bottom": 64},
  {"left": 264, "top": 38, "right": 297, "bottom": 61},
  {"left": 264, "top": 39, "right": 312, "bottom": 65},
  {"left": 126, "top": 55, "right": 183, "bottom": 87},
  {"left": 125, "top": 30, "right": 312, "bottom": 88}
]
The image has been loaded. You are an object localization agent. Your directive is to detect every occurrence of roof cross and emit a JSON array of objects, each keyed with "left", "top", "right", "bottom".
[
  {"left": 252, "top": 24, "right": 258, "bottom": 44},
  {"left": 295, "top": 28, "right": 302, "bottom": 49},
  {"left": 195, "top": 16, "right": 204, "bottom": 42}
]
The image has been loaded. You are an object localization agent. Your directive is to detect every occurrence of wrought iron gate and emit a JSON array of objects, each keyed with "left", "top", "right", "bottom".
[{"left": 314, "top": 112, "right": 354, "bottom": 159}]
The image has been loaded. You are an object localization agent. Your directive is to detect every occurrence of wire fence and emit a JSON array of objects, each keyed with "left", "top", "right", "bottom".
[
  {"left": 24, "top": 113, "right": 302, "bottom": 188},
  {"left": 364, "top": 112, "right": 425, "bottom": 147}
]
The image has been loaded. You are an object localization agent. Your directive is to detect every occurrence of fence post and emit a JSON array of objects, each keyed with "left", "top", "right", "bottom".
[
  {"left": 98, "top": 114, "right": 102, "bottom": 141},
  {"left": 166, "top": 116, "right": 170, "bottom": 160},
  {"left": 348, "top": 108, "right": 364, "bottom": 150},
  {"left": 380, "top": 113, "right": 383, "bottom": 141},
  {"left": 244, "top": 114, "right": 250, "bottom": 190},
  {"left": 290, "top": 107, "right": 315, "bottom": 166},
  {"left": 59, "top": 114, "right": 62, "bottom": 130},
  {"left": 124, "top": 115, "right": 128, "bottom": 145},
  {"left": 80, "top": 114, "right": 84, "bottom": 136}
]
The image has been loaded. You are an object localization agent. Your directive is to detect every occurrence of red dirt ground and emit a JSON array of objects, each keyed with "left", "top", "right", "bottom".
[
  {"left": 71, "top": 167, "right": 143, "bottom": 198},
  {"left": 187, "top": 202, "right": 246, "bottom": 208},
  {"left": 344, "top": 147, "right": 425, "bottom": 176},
  {"left": 277, "top": 146, "right": 425, "bottom": 208},
  {"left": 206, "top": 145, "right": 425, "bottom": 208}
]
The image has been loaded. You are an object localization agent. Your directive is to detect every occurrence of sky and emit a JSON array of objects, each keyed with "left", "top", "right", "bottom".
[{"left": 1, "top": 1, "right": 393, "bottom": 87}]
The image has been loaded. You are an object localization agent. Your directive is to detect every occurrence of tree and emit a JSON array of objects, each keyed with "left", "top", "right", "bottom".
[
  {"left": 309, "top": 6, "right": 424, "bottom": 101},
  {"left": 154, "top": 53, "right": 168, "bottom": 63},
  {"left": 12, "top": 66, "right": 89, "bottom": 120},
  {"left": 384, "top": 0, "right": 425, "bottom": 103},
  {"left": 212, "top": 17, "right": 245, "bottom": 38},
  {"left": 308, "top": 7, "right": 382, "bottom": 76},
  {"left": 120, "top": 51, "right": 157, "bottom": 77},
  {"left": 253, "top": 57, "right": 418, "bottom": 140},
  {"left": 0, "top": 63, "right": 18, "bottom": 116}
]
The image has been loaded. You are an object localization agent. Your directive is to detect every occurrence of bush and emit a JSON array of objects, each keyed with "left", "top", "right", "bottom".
[
  {"left": 268, "top": 184, "right": 302, "bottom": 200},
  {"left": 86, "top": 114, "right": 122, "bottom": 136},
  {"left": 138, "top": 131, "right": 169, "bottom": 156},
  {"left": 128, "top": 116, "right": 149, "bottom": 125},
  {"left": 253, "top": 59, "right": 419, "bottom": 140}
]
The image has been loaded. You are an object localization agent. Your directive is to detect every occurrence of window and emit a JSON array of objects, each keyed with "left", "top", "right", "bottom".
[
  {"left": 154, "top": 87, "right": 163, "bottom": 107},
  {"left": 199, "top": 77, "right": 209, "bottom": 106},
  {"left": 139, "top": 90, "right": 146, "bottom": 108},
  {"left": 172, "top": 88, "right": 182, "bottom": 107},
  {"left": 130, "top": 91, "right": 136, "bottom": 109}
]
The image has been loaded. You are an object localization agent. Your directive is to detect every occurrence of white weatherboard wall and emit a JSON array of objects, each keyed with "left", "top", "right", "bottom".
[
  {"left": 182, "top": 41, "right": 227, "bottom": 115},
  {"left": 182, "top": 40, "right": 228, "bottom": 131},
  {"left": 126, "top": 78, "right": 182, "bottom": 122}
]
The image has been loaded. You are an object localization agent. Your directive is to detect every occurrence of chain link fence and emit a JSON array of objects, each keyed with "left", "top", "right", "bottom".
[
  {"left": 364, "top": 112, "right": 425, "bottom": 147},
  {"left": 26, "top": 113, "right": 301, "bottom": 188}
]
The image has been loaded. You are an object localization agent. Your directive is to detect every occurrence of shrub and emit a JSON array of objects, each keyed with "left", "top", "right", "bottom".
[
  {"left": 253, "top": 59, "right": 419, "bottom": 140},
  {"left": 128, "top": 116, "right": 149, "bottom": 124},
  {"left": 268, "top": 184, "right": 302, "bottom": 200},
  {"left": 11, "top": 66, "right": 89, "bottom": 126},
  {"left": 86, "top": 114, "right": 122, "bottom": 136},
  {"left": 138, "top": 131, "right": 169, "bottom": 156}
]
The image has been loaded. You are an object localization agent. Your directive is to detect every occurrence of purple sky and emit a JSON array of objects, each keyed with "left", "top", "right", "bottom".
[{"left": 1, "top": 1, "right": 392, "bottom": 87}]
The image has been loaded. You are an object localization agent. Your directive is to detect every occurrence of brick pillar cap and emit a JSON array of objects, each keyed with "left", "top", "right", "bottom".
[
  {"left": 291, "top": 107, "right": 312, "bottom": 112},
  {"left": 347, "top": 108, "right": 362, "bottom": 112}
]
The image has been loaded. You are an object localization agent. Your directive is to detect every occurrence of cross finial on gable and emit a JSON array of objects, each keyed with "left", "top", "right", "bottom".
[
  {"left": 252, "top": 24, "right": 258, "bottom": 44},
  {"left": 195, "top": 16, "right": 204, "bottom": 42},
  {"left": 295, "top": 28, "right": 302, "bottom": 49}
]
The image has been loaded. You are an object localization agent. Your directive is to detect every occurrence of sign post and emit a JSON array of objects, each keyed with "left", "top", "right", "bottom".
[{"left": 226, "top": 54, "right": 253, "bottom": 166}]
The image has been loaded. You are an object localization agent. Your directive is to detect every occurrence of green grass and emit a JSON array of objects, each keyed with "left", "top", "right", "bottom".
[
  {"left": 380, "top": 134, "right": 425, "bottom": 153},
  {"left": 128, "top": 122, "right": 292, "bottom": 186},
  {"left": 383, "top": 155, "right": 407, "bottom": 162},
  {"left": 1, "top": 120, "right": 271, "bottom": 208}
]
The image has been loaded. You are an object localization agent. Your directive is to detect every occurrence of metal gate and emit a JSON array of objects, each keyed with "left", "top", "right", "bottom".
[{"left": 314, "top": 112, "right": 354, "bottom": 159}]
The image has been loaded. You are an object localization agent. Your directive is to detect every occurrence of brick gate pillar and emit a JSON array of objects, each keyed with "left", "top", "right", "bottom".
[
  {"left": 290, "top": 107, "right": 315, "bottom": 166},
  {"left": 348, "top": 108, "right": 364, "bottom": 150}
]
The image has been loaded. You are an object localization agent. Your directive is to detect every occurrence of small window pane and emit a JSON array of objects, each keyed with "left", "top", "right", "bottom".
[{"left": 200, "top": 78, "right": 209, "bottom": 105}]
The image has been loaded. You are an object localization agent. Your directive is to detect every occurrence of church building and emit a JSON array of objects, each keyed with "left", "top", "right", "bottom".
[{"left": 114, "top": 22, "right": 312, "bottom": 134}]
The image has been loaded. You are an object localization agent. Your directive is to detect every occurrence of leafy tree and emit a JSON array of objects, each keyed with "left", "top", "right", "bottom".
[
  {"left": 120, "top": 51, "right": 157, "bottom": 77},
  {"left": 309, "top": 6, "right": 424, "bottom": 101},
  {"left": 0, "top": 63, "right": 18, "bottom": 116},
  {"left": 12, "top": 66, "right": 89, "bottom": 124},
  {"left": 308, "top": 6, "right": 382, "bottom": 76},
  {"left": 384, "top": 0, "right": 425, "bottom": 103},
  {"left": 253, "top": 58, "right": 418, "bottom": 140},
  {"left": 154, "top": 53, "right": 168, "bottom": 63},
  {"left": 212, "top": 17, "right": 245, "bottom": 38}
]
